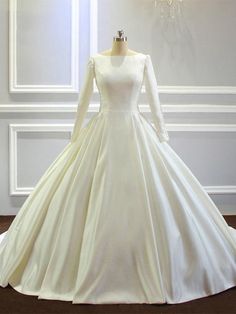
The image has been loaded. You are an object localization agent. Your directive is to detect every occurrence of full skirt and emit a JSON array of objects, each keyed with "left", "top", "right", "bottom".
[{"left": 0, "top": 110, "right": 236, "bottom": 304}]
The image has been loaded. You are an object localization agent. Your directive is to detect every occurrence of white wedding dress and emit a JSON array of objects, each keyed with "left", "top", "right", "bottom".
[{"left": 0, "top": 53, "right": 236, "bottom": 304}]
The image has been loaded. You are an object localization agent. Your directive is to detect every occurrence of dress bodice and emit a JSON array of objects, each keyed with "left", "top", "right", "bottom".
[
  {"left": 94, "top": 54, "right": 145, "bottom": 112},
  {"left": 70, "top": 53, "right": 169, "bottom": 143}
]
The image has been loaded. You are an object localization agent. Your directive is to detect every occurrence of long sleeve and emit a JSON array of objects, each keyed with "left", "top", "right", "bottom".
[
  {"left": 70, "top": 57, "right": 95, "bottom": 143},
  {"left": 143, "top": 54, "right": 169, "bottom": 142}
]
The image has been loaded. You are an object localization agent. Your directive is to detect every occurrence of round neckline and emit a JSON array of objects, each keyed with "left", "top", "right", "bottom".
[{"left": 96, "top": 52, "right": 143, "bottom": 57}]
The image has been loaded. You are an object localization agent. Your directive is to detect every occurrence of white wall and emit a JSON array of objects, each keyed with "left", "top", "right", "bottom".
[{"left": 0, "top": 0, "right": 236, "bottom": 215}]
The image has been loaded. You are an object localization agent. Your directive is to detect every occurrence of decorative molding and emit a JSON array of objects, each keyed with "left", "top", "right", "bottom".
[
  {"left": 0, "top": 103, "right": 98, "bottom": 113},
  {"left": 0, "top": 103, "right": 85, "bottom": 113},
  {"left": 9, "top": 0, "right": 79, "bottom": 93},
  {"left": 162, "top": 104, "right": 236, "bottom": 113},
  {"left": 204, "top": 186, "right": 236, "bottom": 195},
  {"left": 139, "top": 104, "right": 236, "bottom": 114},
  {"left": 166, "top": 124, "right": 236, "bottom": 132},
  {"left": 152, "top": 86, "right": 236, "bottom": 95},
  {"left": 9, "top": 123, "right": 72, "bottom": 196},
  {"left": 1, "top": 103, "right": 236, "bottom": 113}
]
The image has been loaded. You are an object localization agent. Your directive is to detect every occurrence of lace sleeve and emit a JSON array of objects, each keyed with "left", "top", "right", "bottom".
[
  {"left": 144, "top": 54, "right": 169, "bottom": 142},
  {"left": 70, "top": 57, "right": 95, "bottom": 143}
]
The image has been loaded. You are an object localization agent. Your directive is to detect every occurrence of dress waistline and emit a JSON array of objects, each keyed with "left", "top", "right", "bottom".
[{"left": 99, "top": 108, "right": 139, "bottom": 113}]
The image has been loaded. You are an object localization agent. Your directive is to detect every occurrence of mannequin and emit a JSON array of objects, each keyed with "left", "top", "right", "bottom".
[{"left": 99, "top": 30, "right": 140, "bottom": 56}]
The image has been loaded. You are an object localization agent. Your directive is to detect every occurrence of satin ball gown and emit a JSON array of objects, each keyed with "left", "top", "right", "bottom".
[{"left": 0, "top": 53, "right": 236, "bottom": 304}]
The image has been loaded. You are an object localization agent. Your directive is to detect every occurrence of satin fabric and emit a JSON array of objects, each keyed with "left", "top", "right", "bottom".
[{"left": 0, "top": 53, "right": 235, "bottom": 304}]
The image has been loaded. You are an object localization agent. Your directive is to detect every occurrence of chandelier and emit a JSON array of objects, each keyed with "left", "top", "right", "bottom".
[{"left": 154, "top": 0, "right": 183, "bottom": 19}]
